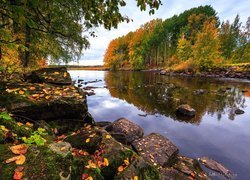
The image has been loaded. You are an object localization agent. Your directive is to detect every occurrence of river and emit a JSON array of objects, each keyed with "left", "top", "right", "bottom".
[{"left": 69, "top": 70, "right": 250, "bottom": 179}]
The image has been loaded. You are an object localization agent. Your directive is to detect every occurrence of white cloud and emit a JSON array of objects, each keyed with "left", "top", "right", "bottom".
[{"left": 78, "top": 0, "right": 250, "bottom": 65}]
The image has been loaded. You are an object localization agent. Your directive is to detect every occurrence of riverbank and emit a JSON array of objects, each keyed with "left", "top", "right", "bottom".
[{"left": 0, "top": 67, "right": 236, "bottom": 179}]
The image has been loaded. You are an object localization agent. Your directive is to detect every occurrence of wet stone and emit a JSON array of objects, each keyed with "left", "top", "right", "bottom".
[
  {"left": 235, "top": 108, "right": 244, "bottom": 115},
  {"left": 111, "top": 118, "right": 144, "bottom": 143},
  {"left": 133, "top": 133, "right": 179, "bottom": 167},
  {"left": 49, "top": 141, "right": 72, "bottom": 157},
  {"left": 176, "top": 104, "right": 196, "bottom": 117},
  {"left": 198, "top": 157, "right": 233, "bottom": 178}
]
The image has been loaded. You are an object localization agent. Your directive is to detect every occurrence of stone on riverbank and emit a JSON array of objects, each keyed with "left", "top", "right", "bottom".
[
  {"left": 0, "top": 83, "right": 89, "bottom": 121},
  {"left": 133, "top": 133, "right": 179, "bottom": 167},
  {"left": 176, "top": 104, "right": 196, "bottom": 117},
  {"left": 108, "top": 118, "right": 144, "bottom": 143},
  {"left": 25, "top": 67, "right": 72, "bottom": 85}
]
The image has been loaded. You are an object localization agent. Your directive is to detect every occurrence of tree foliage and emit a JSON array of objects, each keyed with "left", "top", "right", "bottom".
[
  {"left": 104, "top": 5, "right": 249, "bottom": 71},
  {"left": 0, "top": 0, "right": 162, "bottom": 76}
]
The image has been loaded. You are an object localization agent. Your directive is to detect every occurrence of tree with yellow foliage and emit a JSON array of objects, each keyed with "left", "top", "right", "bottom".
[{"left": 192, "top": 19, "right": 223, "bottom": 71}]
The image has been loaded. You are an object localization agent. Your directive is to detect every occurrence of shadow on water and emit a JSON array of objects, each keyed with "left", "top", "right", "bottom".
[{"left": 69, "top": 70, "right": 250, "bottom": 179}]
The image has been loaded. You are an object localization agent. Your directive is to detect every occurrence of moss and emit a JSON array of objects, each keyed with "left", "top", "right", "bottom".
[
  {"left": 101, "top": 148, "right": 135, "bottom": 179},
  {"left": 138, "top": 166, "right": 161, "bottom": 180},
  {"left": 71, "top": 156, "right": 104, "bottom": 180},
  {"left": 25, "top": 146, "right": 72, "bottom": 179}
]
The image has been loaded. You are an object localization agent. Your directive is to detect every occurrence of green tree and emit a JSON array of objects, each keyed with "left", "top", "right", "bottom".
[
  {"left": 219, "top": 15, "right": 242, "bottom": 60},
  {"left": 176, "top": 35, "right": 192, "bottom": 61},
  {"left": 192, "top": 19, "right": 223, "bottom": 71},
  {"left": 0, "top": 0, "right": 162, "bottom": 68}
]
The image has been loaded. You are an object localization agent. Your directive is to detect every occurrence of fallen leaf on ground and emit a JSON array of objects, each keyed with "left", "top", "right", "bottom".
[
  {"left": 5, "top": 156, "right": 20, "bottom": 164},
  {"left": 104, "top": 158, "right": 109, "bottom": 166},
  {"left": 17, "top": 122, "right": 23, "bottom": 127},
  {"left": 134, "top": 176, "right": 138, "bottom": 180},
  {"left": 10, "top": 144, "right": 29, "bottom": 155},
  {"left": 13, "top": 171, "right": 23, "bottom": 180},
  {"left": 85, "top": 138, "right": 90, "bottom": 143},
  {"left": 106, "top": 134, "right": 111, "bottom": 139},
  {"left": 15, "top": 166, "right": 24, "bottom": 172},
  {"left": 18, "top": 90, "right": 25, "bottom": 95},
  {"left": 15, "top": 155, "right": 26, "bottom": 165},
  {"left": 26, "top": 122, "right": 33, "bottom": 127},
  {"left": 124, "top": 159, "right": 129, "bottom": 166},
  {"left": 118, "top": 166, "right": 124, "bottom": 172}
]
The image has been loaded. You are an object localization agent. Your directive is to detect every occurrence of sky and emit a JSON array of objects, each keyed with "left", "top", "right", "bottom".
[{"left": 72, "top": 0, "right": 250, "bottom": 66}]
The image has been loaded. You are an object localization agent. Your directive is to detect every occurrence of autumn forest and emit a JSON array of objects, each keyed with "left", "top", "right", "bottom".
[{"left": 104, "top": 6, "right": 250, "bottom": 71}]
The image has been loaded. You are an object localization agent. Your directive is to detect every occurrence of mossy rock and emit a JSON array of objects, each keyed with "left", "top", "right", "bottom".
[
  {"left": 0, "top": 83, "right": 88, "bottom": 121},
  {"left": 0, "top": 144, "right": 73, "bottom": 180},
  {"left": 24, "top": 67, "right": 72, "bottom": 85},
  {"left": 115, "top": 156, "right": 161, "bottom": 180}
]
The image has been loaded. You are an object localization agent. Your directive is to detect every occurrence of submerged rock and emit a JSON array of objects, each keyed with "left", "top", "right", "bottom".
[
  {"left": 110, "top": 118, "right": 144, "bottom": 143},
  {"left": 198, "top": 156, "right": 232, "bottom": 178},
  {"left": 133, "top": 133, "right": 179, "bottom": 167},
  {"left": 176, "top": 104, "right": 196, "bottom": 117},
  {"left": 160, "top": 70, "right": 167, "bottom": 75},
  {"left": 25, "top": 67, "right": 72, "bottom": 85}
]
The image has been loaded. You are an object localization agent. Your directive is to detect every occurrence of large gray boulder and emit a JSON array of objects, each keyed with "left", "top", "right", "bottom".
[
  {"left": 110, "top": 118, "right": 144, "bottom": 143},
  {"left": 133, "top": 133, "right": 179, "bottom": 167}
]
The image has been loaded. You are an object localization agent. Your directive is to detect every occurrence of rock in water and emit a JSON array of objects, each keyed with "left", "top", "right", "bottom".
[
  {"left": 176, "top": 104, "right": 196, "bottom": 117},
  {"left": 25, "top": 67, "right": 72, "bottom": 85},
  {"left": 133, "top": 133, "right": 179, "bottom": 167},
  {"left": 193, "top": 89, "right": 205, "bottom": 95},
  {"left": 110, "top": 118, "right": 144, "bottom": 143},
  {"left": 160, "top": 70, "right": 167, "bottom": 75},
  {"left": 235, "top": 108, "right": 244, "bottom": 115},
  {"left": 198, "top": 156, "right": 232, "bottom": 178}
]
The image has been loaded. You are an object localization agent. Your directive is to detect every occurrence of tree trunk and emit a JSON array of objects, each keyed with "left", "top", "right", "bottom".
[{"left": 23, "top": 24, "right": 31, "bottom": 67}]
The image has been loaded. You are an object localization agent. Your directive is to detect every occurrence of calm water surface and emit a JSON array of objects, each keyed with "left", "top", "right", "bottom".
[{"left": 69, "top": 70, "right": 250, "bottom": 179}]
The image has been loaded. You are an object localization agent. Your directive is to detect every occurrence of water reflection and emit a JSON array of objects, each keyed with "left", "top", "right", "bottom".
[
  {"left": 69, "top": 70, "right": 250, "bottom": 179},
  {"left": 105, "top": 71, "right": 249, "bottom": 124}
]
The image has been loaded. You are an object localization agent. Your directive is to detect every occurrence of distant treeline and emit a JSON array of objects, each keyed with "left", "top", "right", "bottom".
[{"left": 104, "top": 5, "right": 250, "bottom": 71}]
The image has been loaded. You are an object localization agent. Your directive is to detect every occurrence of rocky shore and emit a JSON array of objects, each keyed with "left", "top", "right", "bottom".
[{"left": 0, "top": 67, "right": 232, "bottom": 179}]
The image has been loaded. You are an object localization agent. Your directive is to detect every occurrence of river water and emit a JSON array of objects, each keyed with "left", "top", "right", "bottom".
[{"left": 69, "top": 70, "right": 250, "bottom": 179}]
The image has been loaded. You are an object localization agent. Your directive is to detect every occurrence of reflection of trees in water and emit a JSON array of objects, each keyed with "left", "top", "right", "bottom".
[
  {"left": 210, "top": 87, "right": 247, "bottom": 120},
  {"left": 104, "top": 71, "right": 249, "bottom": 124}
]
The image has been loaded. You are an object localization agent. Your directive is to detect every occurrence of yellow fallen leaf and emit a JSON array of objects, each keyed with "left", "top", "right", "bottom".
[
  {"left": 104, "top": 158, "right": 109, "bottom": 166},
  {"left": 15, "top": 154, "right": 26, "bottom": 165},
  {"left": 45, "top": 96, "right": 51, "bottom": 100},
  {"left": 22, "top": 137, "right": 27, "bottom": 141},
  {"left": 117, "top": 166, "right": 124, "bottom": 172},
  {"left": 134, "top": 176, "right": 138, "bottom": 180},
  {"left": 54, "top": 71, "right": 60, "bottom": 75},
  {"left": 19, "top": 90, "right": 25, "bottom": 95},
  {"left": 86, "top": 160, "right": 97, "bottom": 169},
  {"left": 64, "top": 72, "right": 67, "bottom": 77},
  {"left": 86, "top": 138, "right": 90, "bottom": 143},
  {"left": 124, "top": 159, "right": 129, "bottom": 166},
  {"left": 30, "top": 87, "right": 36, "bottom": 90},
  {"left": 17, "top": 122, "right": 23, "bottom": 126},
  {"left": 87, "top": 176, "right": 93, "bottom": 180},
  {"left": 1, "top": 125, "right": 8, "bottom": 131},
  {"left": 106, "top": 134, "right": 111, "bottom": 139}
]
